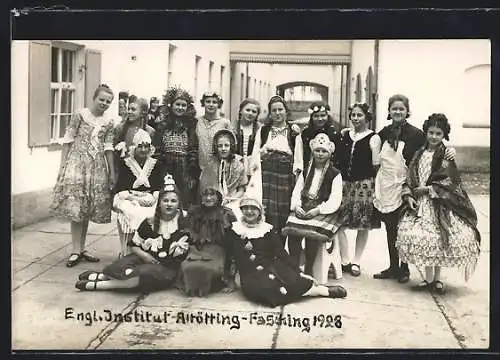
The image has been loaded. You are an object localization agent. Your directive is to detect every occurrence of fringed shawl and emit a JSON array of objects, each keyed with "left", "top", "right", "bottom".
[{"left": 405, "top": 142, "right": 481, "bottom": 247}]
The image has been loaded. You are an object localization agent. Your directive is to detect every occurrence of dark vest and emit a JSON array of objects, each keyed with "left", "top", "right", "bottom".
[
  {"left": 236, "top": 123, "right": 258, "bottom": 157},
  {"left": 302, "top": 163, "right": 340, "bottom": 203},
  {"left": 260, "top": 124, "right": 298, "bottom": 154},
  {"left": 339, "top": 132, "right": 376, "bottom": 181}
]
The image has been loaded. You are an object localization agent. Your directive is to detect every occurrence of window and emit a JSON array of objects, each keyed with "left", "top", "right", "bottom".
[
  {"left": 208, "top": 61, "right": 214, "bottom": 90},
  {"left": 50, "top": 45, "right": 77, "bottom": 141},
  {"left": 167, "top": 44, "right": 177, "bottom": 88},
  {"left": 355, "top": 73, "right": 362, "bottom": 102},
  {"left": 28, "top": 41, "right": 101, "bottom": 147},
  {"left": 194, "top": 55, "right": 201, "bottom": 102},
  {"left": 240, "top": 73, "right": 245, "bottom": 102},
  {"left": 220, "top": 65, "right": 225, "bottom": 94}
]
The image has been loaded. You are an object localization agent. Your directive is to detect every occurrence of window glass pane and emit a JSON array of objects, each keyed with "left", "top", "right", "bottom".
[
  {"left": 62, "top": 49, "right": 74, "bottom": 82},
  {"left": 59, "top": 115, "right": 69, "bottom": 138},
  {"left": 61, "top": 89, "right": 74, "bottom": 114},
  {"left": 51, "top": 89, "right": 58, "bottom": 114},
  {"left": 51, "top": 47, "right": 59, "bottom": 82},
  {"left": 50, "top": 115, "right": 58, "bottom": 139}
]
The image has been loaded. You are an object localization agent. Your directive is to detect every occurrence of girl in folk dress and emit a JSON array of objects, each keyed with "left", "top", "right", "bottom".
[
  {"left": 249, "top": 95, "right": 303, "bottom": 244},
  {"left": 235, "top": 98, "right": 262, "bottom": 178},
  {"left": 223, "top": 196, "right": 347, "bottom": 308},
  {"left": 336, "top": 103, "right": 381, "bottom": 277},
  {"left": 75, "top": 177, "right": 190, "bottom": 293},
  {"left": 211, "top": 129, "right": 248, "bottom": 219},
  {"left": 176, "top": 188, "right": 236, "bottom": 297},
  {"left": 51, "top": 84, "right": 117, "bottom": 268},
  {"left": 113, "top": 129, "right": 164, "bottom": 257},
  {"left": 282, "top": 133, "right": 345, "bottom": 276},
  {"left": 197, "top": 91, "right": 232, "bottom": 192},
  {"left": 152, "top": 87, "right": 200, "bottom": 208},
  {"left": 298, "top": 102, "right": 341, "bottom": 173},
  {"left": 373, "top": 95, "right": 456, "bottom": 283},
  {"left": 396, "top": 114, "right": 480, "bottom": 294}
]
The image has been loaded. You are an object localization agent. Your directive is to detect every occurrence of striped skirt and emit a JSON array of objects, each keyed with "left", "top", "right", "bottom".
[
  {"left": 282, "top": 198, "right": 346, "bottom": 242},
  {"left": 261, "top": 151, "right": 295, "bottom": 231}
]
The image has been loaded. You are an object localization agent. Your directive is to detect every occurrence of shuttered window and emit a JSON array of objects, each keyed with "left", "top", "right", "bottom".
[{"left": 27, "top": 41, "right": 101, "bottom": 147}]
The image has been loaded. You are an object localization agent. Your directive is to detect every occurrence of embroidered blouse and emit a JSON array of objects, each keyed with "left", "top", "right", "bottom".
[
  {"left": 290, "top": 168, "right": 343, "bottom": 214},
  {"left": 250, "top": 126, "right": 304, "bottom": 175}
]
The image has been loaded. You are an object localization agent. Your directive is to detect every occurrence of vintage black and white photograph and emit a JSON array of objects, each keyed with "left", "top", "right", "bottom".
[{"left": 11, "top": 38, "right": 490, "bottom": 349}]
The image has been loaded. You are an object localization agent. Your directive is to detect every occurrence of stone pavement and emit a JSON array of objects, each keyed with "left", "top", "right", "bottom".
[{"left": 11, "top": 196, "right": 490, "bottom": 350}]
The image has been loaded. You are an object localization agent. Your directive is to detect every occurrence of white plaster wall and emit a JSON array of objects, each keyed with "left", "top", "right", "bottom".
[
  {"left": 376, "top": 39, "right": 490, "bottom": 147},
  {"left": 349, "top": 40, "right": 375, "bottom": 103},
  {"left": 11, "top": 41, "right": 63, "bottom": 195},
  {"left": 12, "top": 40, "right": 233, "bottom": 196}
]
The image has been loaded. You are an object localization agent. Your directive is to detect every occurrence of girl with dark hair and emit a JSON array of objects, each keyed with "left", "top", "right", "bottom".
[
  {"left": 152, "top": 86, "right": 200, "bottom": 208},
  {"left": 373, "top": 94, "right": 456, "bottom": 283},
  {"left": 235, "top": 98, "right": 262, "bottom": 178},
  {"left": 118, "top": 91, "right": 129, "bottom": 120},
  {"left": 395, "top": 114, "right": 480, "bottom": 293},
  {"left": 196, "top": 91, "right": 232, "bottom": 193},
  {"left": 208, "top": 129, "right": 248, "bottom": 219},
  {"left": 299, "top": 102, "right": 341, "bottom": 174},
  {"left": 75, "top": 175, "right": 190, "bottom": 292},
  {"left": 249, "top": 95, "right": 303, "bottom": 244},
  {"left": 336, "top": 102, "right": 381, "bottom": 277},
  {"left": 176, "top": 187, "right": 236, "bottom": 297},
  {"left": 112, "top": 129, "right": 164, "bottom": 258},
  {"left": 147, "top": 96, "right": 161, "bottom": 129},
  {"left": 51, "top": 84, "right": 116, "bottom": 267}
]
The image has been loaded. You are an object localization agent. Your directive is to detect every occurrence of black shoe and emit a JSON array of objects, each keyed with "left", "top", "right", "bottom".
[
  {"left": 373, "top": 268, "right": 398, "bottom": 279},
  {"left": 341, "top": 264, "right": 350, "bottom": 273},
  {"left": 328, "top": 285, "right": 347, "bottom": 298},
  {"left": 398, "top": 271, "right": 410, "bottom": 283}
]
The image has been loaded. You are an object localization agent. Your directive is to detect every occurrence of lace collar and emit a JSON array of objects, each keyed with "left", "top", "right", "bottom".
[{"left": 232, "top": 221, "right": 273, "bottom": 239}]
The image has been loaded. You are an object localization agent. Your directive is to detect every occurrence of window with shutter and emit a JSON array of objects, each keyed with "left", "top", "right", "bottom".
[{"left": 28, "top": 41, "right": 51, "bottom": 147}]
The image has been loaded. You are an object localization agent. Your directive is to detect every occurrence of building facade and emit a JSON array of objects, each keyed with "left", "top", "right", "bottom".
[{"left": 12, "top": 39, "right": 490, "bottom": 229}]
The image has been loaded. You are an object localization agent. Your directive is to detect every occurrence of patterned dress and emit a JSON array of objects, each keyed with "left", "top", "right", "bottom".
[
  {"left": 396, "top": 149, "right": 481, "bottom": 281},
  {"left": 51, "top": 108, "right": 115, "bottom": 223},
  {"left": 337, "top": 129, "right": 381, "bottom": 230}
]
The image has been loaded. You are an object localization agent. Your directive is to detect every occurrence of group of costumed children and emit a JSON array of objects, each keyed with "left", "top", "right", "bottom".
[{"left": 50, "top": 83, "right": 481, "bottom": 306}]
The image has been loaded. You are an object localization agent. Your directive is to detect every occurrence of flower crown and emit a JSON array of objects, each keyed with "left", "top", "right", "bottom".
[
  {"left": 307, "top": 104, "right": 330, "bottom": 115},
  {"left": 163, "top": 86, "right": 194, "bottom": 107}
]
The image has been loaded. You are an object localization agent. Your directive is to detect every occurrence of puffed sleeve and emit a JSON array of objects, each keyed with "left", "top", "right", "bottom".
[
  {"left": 60, "top": 112, "right": 82, "bottom": 144},
  {"left": 290, "top": 171, "right": 304, "bottom": 211},
  {"left": 103, "top": 120, "right": 115, "bottom": 152},
  {"left": 317, "top": 173, "right": 343, "bottom": 214},
  {"left": 369, "top": 134, "right": 382, "bottom": 166}
]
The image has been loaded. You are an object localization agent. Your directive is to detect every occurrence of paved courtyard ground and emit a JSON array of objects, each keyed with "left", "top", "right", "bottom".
[{"left": 11, "top": 195, "right": 490, "bottom": 350}]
